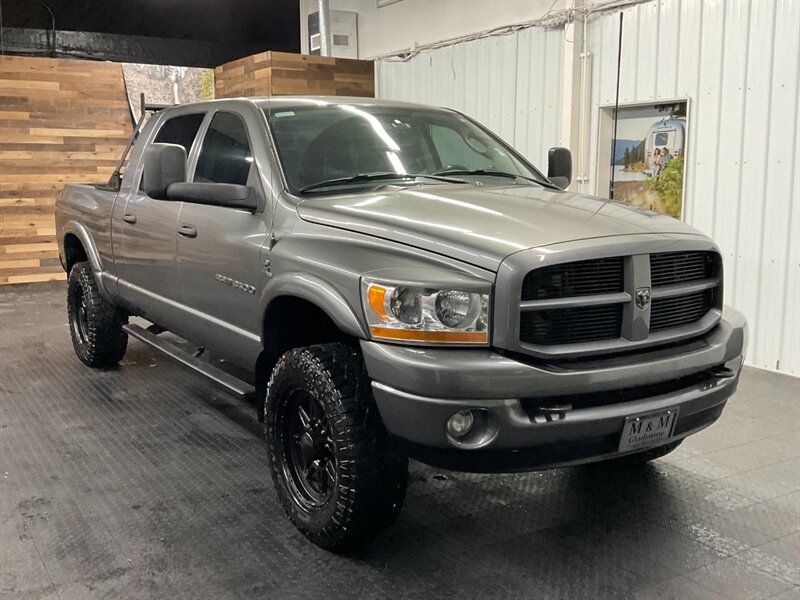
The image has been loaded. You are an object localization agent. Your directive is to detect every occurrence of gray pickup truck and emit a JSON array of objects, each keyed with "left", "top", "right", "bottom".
[{"left": 56, "top": 96, "right": 747, "bottom": 549}]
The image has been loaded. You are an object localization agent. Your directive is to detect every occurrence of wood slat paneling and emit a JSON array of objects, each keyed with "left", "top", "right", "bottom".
[
  {"left": 214, "top": 51, "right": 374, "bottom": 99},
  {"left": 0, "top": 56, "right": 132, "bottom": 285}
]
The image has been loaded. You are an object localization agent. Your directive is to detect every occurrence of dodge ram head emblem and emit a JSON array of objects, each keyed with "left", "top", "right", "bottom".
[{"left": 635, "top": 287, "right": 651, "bottom": 309}]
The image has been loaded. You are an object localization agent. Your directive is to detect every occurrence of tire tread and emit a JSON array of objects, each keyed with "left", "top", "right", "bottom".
[
  {"left": 265, "top": 343, "right": 408, "bottom": 549},
  {"left": 67, "top": 262, "right": 128, "bottom": 367}
]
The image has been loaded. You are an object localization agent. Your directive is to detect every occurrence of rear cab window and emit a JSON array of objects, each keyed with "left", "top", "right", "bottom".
[
  {"left": 153, "top": 113, "right": 205, "bottom": 154},
  {"left": 138, "top": 112, "right": 205, "bottom": 194}
]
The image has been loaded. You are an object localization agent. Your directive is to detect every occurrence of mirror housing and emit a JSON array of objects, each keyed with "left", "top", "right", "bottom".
[
  {"left": 142, "top": 143, "right": 187, "bottom": 199},
  {"left": 166, "top": 182, "right": 258, "bottom": 211},
  {"left": 547, "top": 146, "right": 572, "bottom": 190}
]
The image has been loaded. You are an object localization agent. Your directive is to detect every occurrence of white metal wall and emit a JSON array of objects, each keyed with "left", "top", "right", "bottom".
[
  {"left": 585, "top": 0, "right": 799, "bottom": 375},
  {"left": 376, "top": 25, "right": 565, "bottom": 168},
  {"left": 376, "top": 0, "right": 800, "bottom": 375}
]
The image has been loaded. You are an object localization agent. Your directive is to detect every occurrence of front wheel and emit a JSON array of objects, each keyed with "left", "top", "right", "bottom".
[
  {"left": 265, "top": 343, "right": 408, "bottom": 550},
  {"left": 67, "top": 261, "right": 128, "bottom": 367}
]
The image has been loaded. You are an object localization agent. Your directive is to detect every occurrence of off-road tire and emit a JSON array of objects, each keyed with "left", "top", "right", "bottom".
[
  {"left": 604, "top": 439, "right": 683, "bottom": 466},
  {"left": 265, "top": 343, "right": 408, "bottom": 550},
  {"left": 67, "top": 261, "right": 128, "bottom": 367}
]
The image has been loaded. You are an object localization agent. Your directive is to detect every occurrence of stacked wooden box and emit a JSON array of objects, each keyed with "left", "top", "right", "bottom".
[
  {"left": 0, "top": 56, "right": 131, "bottom": 285},
  {"left": 215, "top": 51, "right": 374, "bottom": 98}
]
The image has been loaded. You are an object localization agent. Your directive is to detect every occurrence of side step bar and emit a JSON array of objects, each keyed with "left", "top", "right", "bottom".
[{"left": 123, "top": 324, "right": 255, "bottom": 400}]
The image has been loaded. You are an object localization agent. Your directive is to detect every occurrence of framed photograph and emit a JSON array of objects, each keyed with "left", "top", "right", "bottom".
[{"left": 595, "top": 99, "right": 689, "bottom": 220}]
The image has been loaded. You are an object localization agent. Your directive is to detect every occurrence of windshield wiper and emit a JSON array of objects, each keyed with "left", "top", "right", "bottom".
[
  {"left": 433, "top": 168, "right": 558, "bottom": 189},
  {"left": 300, "top": 172, "right": 466, "bottom": 194}
]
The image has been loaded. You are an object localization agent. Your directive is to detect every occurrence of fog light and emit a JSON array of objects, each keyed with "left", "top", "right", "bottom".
[{"left": 447, "top": 410, "right": 475, "bottom": 438}]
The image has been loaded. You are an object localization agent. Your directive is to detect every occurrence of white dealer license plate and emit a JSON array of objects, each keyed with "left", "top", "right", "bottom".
[{"left": 618, "top": 408, "right": 679, "bottom": 453}]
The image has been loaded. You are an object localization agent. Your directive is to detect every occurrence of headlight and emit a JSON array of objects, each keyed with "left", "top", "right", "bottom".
[{"left": 362, "top": 279, "right": 490, "bottom": 345}]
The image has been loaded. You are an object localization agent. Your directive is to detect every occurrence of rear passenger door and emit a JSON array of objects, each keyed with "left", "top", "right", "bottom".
[
  {"left": 173, "top": 110, "right": 269, "bottom": 365},
  {"left": 115, "top": 111, "right": 205, "bottom": 327}
]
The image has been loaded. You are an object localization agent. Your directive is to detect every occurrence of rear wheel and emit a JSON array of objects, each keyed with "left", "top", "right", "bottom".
[
  {"left": 67, "top": 261, "right": 128, "bottom": 367},
  {"left": 265, "top": 343, "right": 408, "bottom": 550}
]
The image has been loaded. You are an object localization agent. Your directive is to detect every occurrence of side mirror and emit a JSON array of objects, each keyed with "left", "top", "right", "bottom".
[
  {"left": 547, "top": 146, "right": 572, "bottom": 190},
  {"left": 166, "top": 182, "right": 258, "bottom": 211},
  {"left": 142, "top": 143, "right": 186, "bottom": 199}
]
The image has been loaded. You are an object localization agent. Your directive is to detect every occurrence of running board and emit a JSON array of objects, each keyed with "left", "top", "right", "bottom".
[{"left": 123, "top": 323, "right": 255, "bottom": 400}]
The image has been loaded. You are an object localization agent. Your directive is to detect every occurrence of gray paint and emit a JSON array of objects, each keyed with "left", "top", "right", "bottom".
[
  {"left": 56, "top": 96, "right": 747, "bottom": 466},
  {"left": 360, "top": 307, "right": 745, "bottom": 401},
  {"left": 297, "top": 184, "right": 701, "bottom": 272},
  {"left": 371, "top": 372, "right": 738, "bottom": 451}
]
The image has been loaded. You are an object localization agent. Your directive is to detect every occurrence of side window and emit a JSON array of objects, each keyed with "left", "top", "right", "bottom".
[
  {"left": 194, "top": 112, "right": 253, "bottom": 185},
  {"left": 153, "top": 113, "right": 205, "bottom": 154},
  {"left": 429, "top": 124, "right": 493, "bottom": 171}
]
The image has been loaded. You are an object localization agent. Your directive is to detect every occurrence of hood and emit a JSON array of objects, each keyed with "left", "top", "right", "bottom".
[{"left": 297, "top": 183, "right": 701, "bottom": 270}]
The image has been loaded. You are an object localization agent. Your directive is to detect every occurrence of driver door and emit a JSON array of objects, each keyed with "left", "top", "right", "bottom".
[{"left": 173, "top": 110, "right": 269, "bottom": 365}]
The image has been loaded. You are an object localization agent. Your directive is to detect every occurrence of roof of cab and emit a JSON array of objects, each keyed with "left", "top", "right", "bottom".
[{"left": 158, "top": 96, "right": 447, "bottom": 113}]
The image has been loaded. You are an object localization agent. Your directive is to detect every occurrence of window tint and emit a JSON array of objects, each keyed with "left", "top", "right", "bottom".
[
  {"left": 430, "top": 124, "right": 493, "bottom": 171},
  {"left": 195, "top": 112, "right": 253, "bottom": 185},
  {"left": 654, "top": 132, "right": 669, "bottom": 146},
  {"left": 266, "top": 105, "right": 546, "bottom": 194},
  {"left": 153, "top": 113, "right": 204, "bottom": 154}
]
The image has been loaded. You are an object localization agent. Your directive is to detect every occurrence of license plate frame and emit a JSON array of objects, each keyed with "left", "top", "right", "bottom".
[{"left": 618, "top": 407, "right": 679, "bottom": 453}]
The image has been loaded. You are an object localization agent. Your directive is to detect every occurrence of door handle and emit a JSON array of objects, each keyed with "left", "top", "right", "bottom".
[
  {"left": 122, "top": 213, "right": 137, "bottom": 224},
  {"left": 178, "top": 224, "right": 198, "bottom": 238}
]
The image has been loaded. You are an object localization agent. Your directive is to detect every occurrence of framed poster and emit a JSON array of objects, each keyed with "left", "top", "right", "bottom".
[{"left": 596, "top": 100, "right": 689, "bottom": 219}]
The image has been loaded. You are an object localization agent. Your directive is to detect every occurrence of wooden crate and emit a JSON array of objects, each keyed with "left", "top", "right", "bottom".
[
  {"left": 215, "top": 51, "right": 374, "bottom": 99},
  {"left": 0, "top": 55, "right": 132, "bottom": 285}
]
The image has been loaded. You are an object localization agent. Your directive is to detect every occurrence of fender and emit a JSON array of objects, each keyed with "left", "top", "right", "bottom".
[
  {"left": 260, "top": 271, "right": 368, "bottom": 340},
  {"left": 61, "top": 220, "right": 114, "bottom": 301}
]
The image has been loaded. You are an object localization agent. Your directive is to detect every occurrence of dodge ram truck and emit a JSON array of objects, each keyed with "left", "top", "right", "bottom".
[{"left": 56, "top": 97, "right": 748, "bottom": 549}]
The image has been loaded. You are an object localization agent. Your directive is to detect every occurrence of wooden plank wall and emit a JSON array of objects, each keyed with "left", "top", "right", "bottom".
[
  {"left": 0, "top": 56, "right": 132, "bottom": 285},
  {"left": 215, "top": 51, "right": 374, "bottom": 98}
]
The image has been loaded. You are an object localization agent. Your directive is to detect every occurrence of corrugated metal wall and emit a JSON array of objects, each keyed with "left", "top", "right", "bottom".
[
  {"left": 376, "top": 26, "right": 565, "bottom": 168},
  {"left": 585, "top": 0, "right": 799, "bottom": 374},
  {"left": 376, "top": 0, "right": 799, "bottom": 375}
]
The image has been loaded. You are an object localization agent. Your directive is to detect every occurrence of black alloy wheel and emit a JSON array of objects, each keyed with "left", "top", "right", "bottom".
[
  {"left": 69, "top": 280, "right": 91, "bottom": 346},
  {"left": 265, "top": 343, "right": 408, "bottom": 549},
  {"left": 282, "top": 388, "right": 338, "bottom": 509},
  {"left": 66, "top": 261, "right": 128, "bottom": 367}
]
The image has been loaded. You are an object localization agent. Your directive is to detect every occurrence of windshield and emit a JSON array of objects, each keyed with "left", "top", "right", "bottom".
[{"left": 263, "top": 103, "right": 549, "bottom": 194}]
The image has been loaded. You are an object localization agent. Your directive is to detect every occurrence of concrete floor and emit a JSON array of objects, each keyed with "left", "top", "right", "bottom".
[{"left": 1, "top": 282, "right": 798, "bottom": 600}]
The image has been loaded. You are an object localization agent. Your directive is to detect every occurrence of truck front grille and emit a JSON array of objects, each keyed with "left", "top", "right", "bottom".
[
  {"left": 521, "top": 257, "right": 624, "bottom": 301},
  {"left": 519, "top": 304, "right": 623, "bottom": 345},
  {"left": 515, "top": 250, "right": 722, "bottom": 349},
  {"left": 650, "top": 289, "right": 716, "bottom": 332},
  {"left": 650, "top": 251, "right": 714, "bottom": 287}
]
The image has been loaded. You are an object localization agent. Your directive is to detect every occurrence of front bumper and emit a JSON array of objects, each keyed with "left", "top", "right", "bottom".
[{"left": 361, "top": 307, "right": 747, "bottom": 473}]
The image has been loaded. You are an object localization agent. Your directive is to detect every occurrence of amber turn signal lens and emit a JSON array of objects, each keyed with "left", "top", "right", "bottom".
[
  {"left": 369, "top": 326, "right": 488, "bottom": 344},
  {"left": 367, "top": 285, "right": 389, "bottom": 321}
]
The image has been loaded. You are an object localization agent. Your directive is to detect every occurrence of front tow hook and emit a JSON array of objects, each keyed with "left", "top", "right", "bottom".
[{"left": 711, "top": 366, "right": 737, "bottom": 379}]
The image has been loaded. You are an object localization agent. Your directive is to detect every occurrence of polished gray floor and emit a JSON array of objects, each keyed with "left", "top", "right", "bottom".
[{"left": 1, "top": 282, "right": 798, "bottom": 600}]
